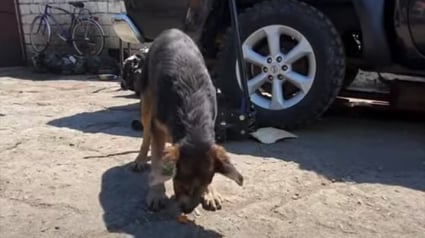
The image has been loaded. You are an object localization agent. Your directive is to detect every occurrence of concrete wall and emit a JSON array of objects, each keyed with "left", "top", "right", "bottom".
[{"left": 17, "top": 0, "right": 126, "bottom": 57}]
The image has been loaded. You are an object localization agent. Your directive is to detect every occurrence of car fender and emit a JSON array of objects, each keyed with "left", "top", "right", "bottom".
[{"left": 352, "top": 0, "right": 392, "bottom": 68}]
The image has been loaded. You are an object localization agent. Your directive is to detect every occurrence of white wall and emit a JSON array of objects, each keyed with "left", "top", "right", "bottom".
[{"left": 17, "top": 0, "right": 126, "bottom": 57}]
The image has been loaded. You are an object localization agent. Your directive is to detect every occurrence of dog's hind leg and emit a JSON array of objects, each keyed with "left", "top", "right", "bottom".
[
  {"left": 132, "top": 98, "right": 152, "bottom": 171},
  {"left": 146, "top": 120, "right": 169, "bottom": 211}
]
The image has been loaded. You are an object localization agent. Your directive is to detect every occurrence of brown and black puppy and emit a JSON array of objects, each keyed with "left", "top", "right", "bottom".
[{"left": 132, "top": 28, "right": 243, "bottom": 213}]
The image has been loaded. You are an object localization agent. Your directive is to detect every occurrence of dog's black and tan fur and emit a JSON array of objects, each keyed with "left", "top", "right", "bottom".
[{"left": 133, "top": 29, "right": 243, "bottom": 213}]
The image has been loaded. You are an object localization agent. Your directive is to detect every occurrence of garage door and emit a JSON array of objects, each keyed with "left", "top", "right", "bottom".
[{"left": 0, "top": 0, "right": 24, "bottom": 67}]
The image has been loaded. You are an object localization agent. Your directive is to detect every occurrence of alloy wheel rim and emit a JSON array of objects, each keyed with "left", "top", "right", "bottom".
[{"left": 235, "top": 25, "right": 317, "bottom": 110}]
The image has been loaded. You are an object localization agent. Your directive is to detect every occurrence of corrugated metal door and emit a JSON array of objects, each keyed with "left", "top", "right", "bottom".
[{"left": 0, "top": 0, "right": 24, "bottom": 67}]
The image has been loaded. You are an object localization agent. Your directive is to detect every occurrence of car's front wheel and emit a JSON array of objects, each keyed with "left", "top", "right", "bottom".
[{"left": 215, "top": 0, "right": 345, "bottom": 129}]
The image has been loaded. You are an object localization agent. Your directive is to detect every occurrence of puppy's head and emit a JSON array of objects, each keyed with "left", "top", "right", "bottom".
[{"left": 161, "top": 144, "right": 243, "bottom": 213}]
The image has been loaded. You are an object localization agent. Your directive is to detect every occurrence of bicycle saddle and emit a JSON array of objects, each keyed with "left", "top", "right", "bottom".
[{"left": 68, "top": 1, "right": 84, "bottom": 8}]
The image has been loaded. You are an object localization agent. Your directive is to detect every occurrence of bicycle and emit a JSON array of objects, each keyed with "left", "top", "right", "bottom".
[{"left": 30, "top": 1, "right": 105, "bottom": 56}]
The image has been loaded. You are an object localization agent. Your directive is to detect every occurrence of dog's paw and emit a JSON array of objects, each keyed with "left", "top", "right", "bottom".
[
  {"left": 201, "top": 188, "right": 222, "bottom": 211},
  {"left": 146, "top": 186, "right": 168, "bottom": 211}
]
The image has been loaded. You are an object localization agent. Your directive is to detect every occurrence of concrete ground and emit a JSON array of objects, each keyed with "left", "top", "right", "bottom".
[{"left": 0, "top": 68, "right": 424, "bottom": 238}]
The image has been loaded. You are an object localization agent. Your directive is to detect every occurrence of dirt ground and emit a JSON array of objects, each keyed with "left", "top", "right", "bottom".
[{"left": 1, "top": 68, "right": 424, "bottom": 238}]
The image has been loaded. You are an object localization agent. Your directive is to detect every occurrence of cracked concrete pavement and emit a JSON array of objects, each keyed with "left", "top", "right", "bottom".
[{"left": 0, "top": 68, "right": 425, "bottom": 238}]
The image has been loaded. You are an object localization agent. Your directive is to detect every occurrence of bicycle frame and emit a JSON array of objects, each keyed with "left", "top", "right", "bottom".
[{"left": 38, "top": 4, "right": 92, "bottom": 44}]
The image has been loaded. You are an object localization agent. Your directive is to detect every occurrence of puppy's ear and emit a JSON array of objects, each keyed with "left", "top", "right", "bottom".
[{"left": 210, "top": 144, "right": 243, "bottom": 186}]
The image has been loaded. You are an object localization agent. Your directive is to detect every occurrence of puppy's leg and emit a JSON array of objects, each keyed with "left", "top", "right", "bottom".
[
  {"left": 201, "top": 185, "right": 223, "bottom": 211},
  {"left": 146, "top": 121, "right": 169, "bottom": 211},
  {"left": 132, "top": 99, "right": 152, "bottom": 171}
]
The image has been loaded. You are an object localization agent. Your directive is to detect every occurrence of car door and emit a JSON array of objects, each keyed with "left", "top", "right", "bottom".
[
  {"left": 408, "top": 0, "right": 425, "bottom": 55},
  {"left": 124, "top": 0, "right": 189, "bottom": 40}
]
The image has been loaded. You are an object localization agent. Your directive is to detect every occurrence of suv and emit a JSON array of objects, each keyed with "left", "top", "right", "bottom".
[{"left": 113, "top": 0, "right": 425, "bottom": 129}]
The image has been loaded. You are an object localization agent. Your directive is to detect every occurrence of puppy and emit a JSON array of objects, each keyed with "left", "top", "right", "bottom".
[{"left": 133, "top": 29, "right": 243, "bottom": 213}]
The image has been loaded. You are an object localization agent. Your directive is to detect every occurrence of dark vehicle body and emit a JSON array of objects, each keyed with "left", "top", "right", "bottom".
[
  {"left": 124, "top": 0, "right": 425, "bottom": 74},
  {"left": 115, "top": 0, "right": 425, "bottom": 129}
]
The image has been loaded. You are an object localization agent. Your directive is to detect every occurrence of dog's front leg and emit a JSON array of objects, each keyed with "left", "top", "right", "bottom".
[
  {"left": 146, "top": 122, "right": 169, "bottom": 211},
  {"left": 133, "top": 132, "right": 151, "bottom": 171},
  {"left": 146, "top": 161, "right": 168, "bottom": 211},
  {"left": 146, "top": 182, "right": 167, "bottom": 211},
  {"left": 201, "top": 185, "right": 223, "bottom": 211}
]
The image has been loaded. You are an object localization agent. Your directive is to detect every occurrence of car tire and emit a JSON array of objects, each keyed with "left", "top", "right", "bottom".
[
  {"left": 343, "top": 66, "right": 359, "bottom": 88},
  {"left": 214, "top": 0, "right": 345, "bottom": 129}
]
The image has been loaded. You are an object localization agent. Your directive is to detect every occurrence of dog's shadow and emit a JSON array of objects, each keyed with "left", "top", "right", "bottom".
[{"left": 99, "top": 163, "right": 222, "bottom": 238}]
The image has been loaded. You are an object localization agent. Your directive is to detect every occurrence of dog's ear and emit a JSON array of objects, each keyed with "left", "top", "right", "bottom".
[{"left": 210, "top": 144, "right": 243, "bottom": 186}]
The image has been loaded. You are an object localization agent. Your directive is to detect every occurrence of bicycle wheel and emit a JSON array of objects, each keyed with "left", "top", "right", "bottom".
[
  {"left": 72, "top": 19, "right": 105, "bottom": 56},
  {"left": 30, "top": 15, "right": 51, "bottom": 53}
]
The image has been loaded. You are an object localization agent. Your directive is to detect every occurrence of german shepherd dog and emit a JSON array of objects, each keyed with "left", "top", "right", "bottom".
[{"left": 132, "top": 29, "right": 243, "bottom": 213}]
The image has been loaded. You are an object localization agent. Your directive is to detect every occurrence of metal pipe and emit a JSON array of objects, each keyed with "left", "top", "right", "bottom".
[
  {"left": 228, "top": 0, "right": 252, "bottom": 115},
  {"left": 119, "top": 39, "right": 124, "bottom": 73}
]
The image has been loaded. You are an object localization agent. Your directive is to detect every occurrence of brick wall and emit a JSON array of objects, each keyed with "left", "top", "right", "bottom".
[{"left": 18, "top": 0, "right": 126, "bottom": 57}]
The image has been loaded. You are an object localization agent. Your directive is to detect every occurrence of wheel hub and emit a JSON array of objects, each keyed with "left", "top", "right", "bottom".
[
  {"left": 269, "top": 64, "right": 280, "bottom": 75},
  {"left": 236, "top": 24, "right": 316, "bottom": 110}
]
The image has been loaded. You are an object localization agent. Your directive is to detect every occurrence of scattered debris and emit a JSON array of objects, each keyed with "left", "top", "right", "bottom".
[
  {"left": 97, "top": 74, "right": 118, "bottom": 81},
  {"left": 292, "top": 193, "right": 300, "bottom": 200},
  {"left": 31, "top": 52, "right": 119, "bottom": 76}
]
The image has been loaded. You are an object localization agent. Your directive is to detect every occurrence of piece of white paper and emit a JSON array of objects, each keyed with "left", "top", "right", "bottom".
[{"left": 250, "top": 127, "right": 297, "bottom": 144}]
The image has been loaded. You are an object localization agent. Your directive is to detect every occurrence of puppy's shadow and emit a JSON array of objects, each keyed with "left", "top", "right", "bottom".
[{"left": 99, "top": 163, "right": 222, "bottom": 238}]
